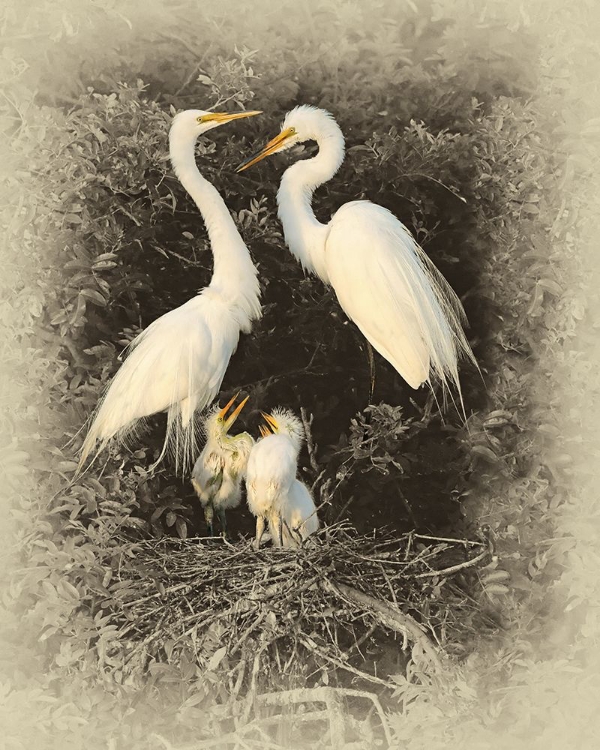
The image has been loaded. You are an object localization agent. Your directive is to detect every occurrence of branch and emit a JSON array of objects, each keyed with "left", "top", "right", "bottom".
[
  {"left": 413, "top": 545, "right": 491, "bottom": 579},
  {"left": 322, "top": 579, "right": 443, "bottom": 671},
  {"left": 299, "top": 635, "right": 395, "bottom": 689},
  {"left": 300, "top": 407, "right": 320, "bottom": 474}
]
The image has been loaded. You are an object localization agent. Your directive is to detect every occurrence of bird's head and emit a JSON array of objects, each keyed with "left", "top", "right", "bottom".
[
  {"left": 171, "top": 109, "right": 262, "bottom": 141},
  {"left": 205, "top": 393, "right": 249, "bottom": 442},
  {"left": 237, "top": 105, "right": 341, "bottom": 171},
  {"left": 260, "top": 408, "right": 305, "bottom": 447}
]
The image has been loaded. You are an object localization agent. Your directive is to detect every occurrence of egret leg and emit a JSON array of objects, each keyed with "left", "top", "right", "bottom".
[
  {"left": 254, "top": 516, "right": 265, "bottom": 550},
  {"left": 366, "top": 340, "right": 376, "bottom": 402},
  {"left": 204, "top": 503, "right": 215, "bottom": 537},
  {"left": 217, "top": 506, "right": 228, "bottom": 539},
  {"left": 290, "top": 524, "right": 303, "bottom": 548},
  {"left": 278, "top": 515, "right": 284, "bottom": 548}
]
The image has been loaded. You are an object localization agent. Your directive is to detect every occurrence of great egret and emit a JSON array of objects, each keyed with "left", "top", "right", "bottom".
[
  {"left": 245, "top": 408, "right": 304, "bottom": 549},
  {"left": 238, "top": 105, "right": 476, "bottom": 401},
  {"left": 191, "top": 393, "right": 253, "bottom": 537},
  {"left": 79, "top": 109, "right": 262, "bottom": 473}
]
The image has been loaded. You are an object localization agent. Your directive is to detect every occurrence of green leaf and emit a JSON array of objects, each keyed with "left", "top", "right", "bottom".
[
  {"left": 176, "top": 517, "right": 187, "bottom": 539},
  {"left": 471, "top": 445, "right": 498, "bottom": 461},
  {"left": 80, "top": 289, "right": 107, "bottom": 306},
  {"left": 206, "top": 646, "right": 227, "bottom": 671}
]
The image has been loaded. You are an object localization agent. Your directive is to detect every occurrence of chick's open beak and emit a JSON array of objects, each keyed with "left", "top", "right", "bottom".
[
  {"left": 237, "top": 127, "right": 296, "bottom": 172},
  {"left": 203, "top": 110, "right": 262, "bottom": 125},
  {"left": 261, "top": 411, "right": 279, "bottom": 433},
  {"left": 217, "top": 392, "right": 248, "bottom": 431},
  {"left": 223, "top": 395, "right": 249, "bottom": 431},
  {"left": 258, "top": 424, "right": 271, "bottom": 438},
  {"left": 218, "top": 393, "right": 239, "bottom": 420}
]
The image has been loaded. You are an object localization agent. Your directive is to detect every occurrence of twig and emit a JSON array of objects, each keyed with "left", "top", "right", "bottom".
[
  {"left": 310, "top": 468, "right": 327, "bottom": 495},
  {"left": 332, "top": 493, "right": 356, "bottom": 523},
  {"left": 413, "top": 533, "right": 486, "bottom": 548},
  {"left": 413, "top": 546, "right": 491, "bottom": 578},
  {"left": 300, "top": 407, "right": 320, "bottom": 474},
  {"left": 366, "top": 340, "right": 376, "bottom": 402},
  {"left": 299, "top": 635, "right": 395, "bottom": 690},
  {"left": 322, "top": 579, "right": 443, "bottom": 670},
  {"left": 396, "top": 488, "right": 419, "bottom": 527}
]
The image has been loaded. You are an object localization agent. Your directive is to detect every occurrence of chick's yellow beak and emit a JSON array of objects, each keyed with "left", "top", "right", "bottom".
[
  {"left": 237, "top": 127, "right": 296, "bottom": 172},
  {"left": 261, "top": 411, "right": 279, "bottom": 433},
  {"left": 258, "top": 424, "right": 271, "bottom": 438},
  {"left": 223, "top": 395, "right": 249, "bottom": 431},
  {"left": 202, "top": 110, "right": 262, "bottom": 125},
  {"left": 217, "top": 392, "right": 248, "bottom": 431},
  {"left": 218, "top": 393, "right": 239, "bottom": 420}
]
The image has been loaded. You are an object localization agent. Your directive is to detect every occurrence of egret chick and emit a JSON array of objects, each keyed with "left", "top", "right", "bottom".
[
  {"left": 245, "top": 408, "right": 304, "bottom": 549},
  {"left": 273, "top": 478, "right": 319, "bottom": 549},
  {"left": 191, "top": 394, "right": 253, "bottom": 537}
]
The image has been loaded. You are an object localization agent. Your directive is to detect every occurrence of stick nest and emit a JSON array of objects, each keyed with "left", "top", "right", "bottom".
[{"left": 106, "top": 523, "right": 492, "bottom": 690}]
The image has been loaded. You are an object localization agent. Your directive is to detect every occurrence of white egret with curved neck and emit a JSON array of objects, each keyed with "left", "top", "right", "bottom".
[
  {"left": 246, "top": 408, "right": 306, "bottom": 549},
  {"left": 191, "top": 393, "right": 253, "bottom": 537},
  {"left": 238, "top": 105, "right": 476, "bottom": 402},
  {"left": 79, "top": 109, "right": 262, "bottom": 473}
]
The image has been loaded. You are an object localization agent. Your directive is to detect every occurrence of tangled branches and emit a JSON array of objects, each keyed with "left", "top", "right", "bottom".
[{"left": 102, "top": 523, "right": 492, "bottom": 692}]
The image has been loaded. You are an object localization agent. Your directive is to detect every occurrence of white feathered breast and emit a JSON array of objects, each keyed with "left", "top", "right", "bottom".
[{"left": 245, "top": 433, "right": 299, "bottom": 517}]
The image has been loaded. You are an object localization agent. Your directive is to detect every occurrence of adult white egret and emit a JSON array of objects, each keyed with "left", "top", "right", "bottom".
[
  {"left": 191, "top": 393, "right": 253, "bottom": 537},
  {"left": 245, "top": 408, "right": 304, "bottom": 549},
  {"left": 238, "top": 106, "right": 476, "bottom": 401},
  {"left": 79, "top": 109, "right": 262, "bottom": 473}
]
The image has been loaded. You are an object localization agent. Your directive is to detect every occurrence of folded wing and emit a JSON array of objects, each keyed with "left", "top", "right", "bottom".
[
  {"left": 79, "top": 295, "right": 239, "bottom": 472},
  {"left": 325, "top": 201, "right": 473, "bottom": 394}
]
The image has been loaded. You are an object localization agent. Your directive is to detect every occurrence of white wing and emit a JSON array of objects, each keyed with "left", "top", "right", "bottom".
[
  {"left": 80, "top": 292, "right": 240, "bottom": 472},
  {"left": 191, "top": 443, "right": 225, "bottom": 506},
  {"left": 325, "top": 201, "right": 474, "bottom": 393},
  {"left": 225, "top": 433, "right": 255, "bottom": 479}
]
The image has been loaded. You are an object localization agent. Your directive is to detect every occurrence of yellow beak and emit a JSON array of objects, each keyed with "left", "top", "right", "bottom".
[
  {"left": 218, "top": 393, "right": 249, "bottom": 431},
  {"left": 202, "top": 110, "right": 262, "bottom": 125},
  {"left": 237, "top": 127, "right": 296, "bottom": 172},
  {"left": 258, "top": 424, "right": 272, "bottom": 438},
  {"left": 261, "top": 411, "right": 279, "bottom": 433}
]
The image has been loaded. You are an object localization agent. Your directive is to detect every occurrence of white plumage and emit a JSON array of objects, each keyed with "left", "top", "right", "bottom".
[
  {"left": 238, "top": 105, "right": 476, "bottom": 402},
  {"left": 326, "top": 201, "right": 467, "bottom": 390},
  {"left": 270, "top": 479, "right": 319, "bottom": 549},
  {"left": 191, "top": 394, "right": 253, "bottom": 537},
  {"left": 245, "top": 408, "right": 314, "bottom": 549},
  {"left": 79, "top": 109, "right": 262, "bottom": 473}
]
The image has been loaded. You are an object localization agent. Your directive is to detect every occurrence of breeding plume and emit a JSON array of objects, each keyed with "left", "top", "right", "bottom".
[
  {"left": 191, "top": 394, "right": 253, "bottom": 537},
  {"left": 79, "top": 109, "right": 262, "bottom": 472},
  {"left": 238, "top": 106, "right": 476, "bottom": 400},
  {"left": 246, "top": 408, "right": 309, "bottom": 549}
]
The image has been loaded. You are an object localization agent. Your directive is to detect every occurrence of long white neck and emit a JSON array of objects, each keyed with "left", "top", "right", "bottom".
[
  {"left": 169, "top": 129, "right": 261, "bottom": 326},
  {"left": 276, "top": 120, "right": 345, "bottom": 283}
]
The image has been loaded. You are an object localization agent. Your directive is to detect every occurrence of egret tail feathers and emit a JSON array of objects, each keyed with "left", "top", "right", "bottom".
[{"left": 77, "top": 320, "right": 218, "bottom": 474}]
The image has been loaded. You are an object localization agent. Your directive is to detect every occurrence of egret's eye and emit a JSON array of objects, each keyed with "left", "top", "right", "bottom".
[
  {"left": 196, "top": 116, "right": 205, "bottom": 124},
  {"left": 289, "top": 127, "right": 297, "bottom": 135}
]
